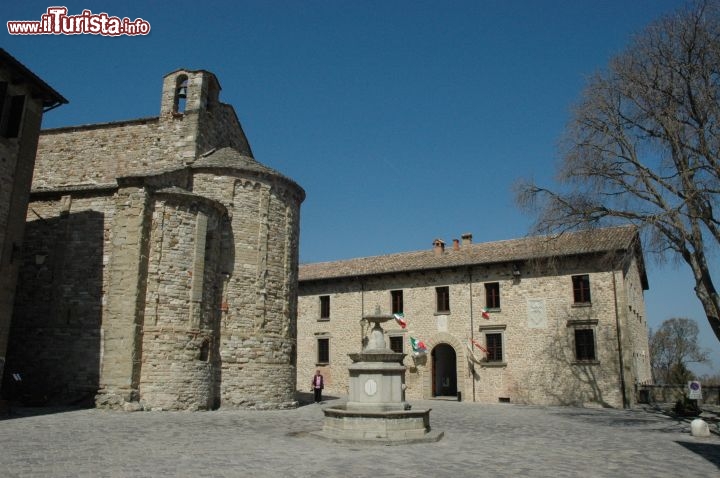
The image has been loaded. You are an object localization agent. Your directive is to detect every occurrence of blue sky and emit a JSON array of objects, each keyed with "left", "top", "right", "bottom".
[{"left": 4, "top": 1, "right": 718, "bottom": 375}]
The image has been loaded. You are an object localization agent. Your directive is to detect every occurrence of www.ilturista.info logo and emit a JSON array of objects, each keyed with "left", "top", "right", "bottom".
[{"left": 7, "top": 7, "right": 151, "bottom": 36}]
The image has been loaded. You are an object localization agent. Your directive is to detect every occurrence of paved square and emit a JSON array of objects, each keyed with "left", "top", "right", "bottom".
[{"left": 1, "top": 398, "right": 718, "bottom": 477}]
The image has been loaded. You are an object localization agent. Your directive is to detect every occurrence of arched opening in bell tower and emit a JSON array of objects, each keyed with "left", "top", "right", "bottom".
[{"left": 174, "top": 74, "right": 188, "bottom": 114}]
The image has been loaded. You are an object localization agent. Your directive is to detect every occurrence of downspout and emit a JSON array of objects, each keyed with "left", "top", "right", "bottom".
[
  {"left": 360, "top": 278, "right": 364, "bottom": 317},
  {"left": 360, "top": 278, "right": 366, "bottom": 349},
  {"left": 612, "top": 271, "right": 628, "bottom": 408},
  {"left": 469, "top": 267, "right": 475, "bottom": 402}
]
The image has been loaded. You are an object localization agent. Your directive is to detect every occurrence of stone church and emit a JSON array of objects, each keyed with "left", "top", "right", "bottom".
[
  {"left": 3, "top": 69, "right": 305, "bottom": 410},
  {"left": 297, "top": 226, "right": 652, "bottom": 408}
]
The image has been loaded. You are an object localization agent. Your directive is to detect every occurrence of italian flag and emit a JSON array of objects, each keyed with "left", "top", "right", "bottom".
[
  {"left": 481, "top": 308, "right": 491, "bottom": 320},
  {"left": 471, "top": 339, "right": 488, "bottom": 354},
  {"left": 410, "top": 337, "right": 427, "bottom": 353},
  {"left": 393, "top": 313, "right": 407, "bottom": 328}
]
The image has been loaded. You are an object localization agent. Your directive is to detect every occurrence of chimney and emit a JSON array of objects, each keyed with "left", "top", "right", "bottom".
[
  {"left": 432, "top": 239, "right": 445, "bottom": 255},
  {"left": 461, "top": 233, "right": 473, "bottom": 245},
  {"left": 452, "top": 238, "right": 460, "bottom": 251}
]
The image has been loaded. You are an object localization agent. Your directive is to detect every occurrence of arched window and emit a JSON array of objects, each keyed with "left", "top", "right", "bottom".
[{"left": 174, "top": 75, "right": 188, "bottom": 114}]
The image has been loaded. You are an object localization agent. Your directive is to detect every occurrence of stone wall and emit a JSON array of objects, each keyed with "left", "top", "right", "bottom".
[
  {"left": 638, "top": 384, "right": 720, "bottom": 406},
  {"left": 138, "top": 192, "right": 225, "bottom": 410},
  {"left": 0, "top": 67, "right": 50, "bottom": 391},
  {"left": 34, "top": 70, "right": 254, "bottom": 191},
  {"left": 192, "top": 172, "right": 302, "bottom": 408},
  {"left": 624, "top": 255, "right": 652, "bottom": 385},
  {"left": 3, "top": 193, "right": 112, "bottom": 403},
  {"left": 35, "top": 120, "right": 163, "bottom": 188},
  {"left": 95, "top": 186, "right": 150, "bottom": 407},
  {"left": 298, "top": 253, "right": 650, "bottom": 408}
]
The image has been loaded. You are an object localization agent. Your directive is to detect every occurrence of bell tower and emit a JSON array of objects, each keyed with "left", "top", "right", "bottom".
[
  {"left": 160, "top": 69, "right": 220, "bottom": 119},
  {"left": 158, "top": 69, "right": 227, "bottom": 163}
]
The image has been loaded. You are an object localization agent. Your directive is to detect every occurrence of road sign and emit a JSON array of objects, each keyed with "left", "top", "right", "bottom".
[{"left": 688, "top": 381, "right": 702, "bottom": 400}]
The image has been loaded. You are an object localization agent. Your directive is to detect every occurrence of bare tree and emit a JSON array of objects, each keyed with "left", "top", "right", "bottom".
[
  {"left": 649, "top": 317, "right": 709, "bottom": 383},
  {"left": 517, "top": 1, "right": 720, "bottom": 342}
]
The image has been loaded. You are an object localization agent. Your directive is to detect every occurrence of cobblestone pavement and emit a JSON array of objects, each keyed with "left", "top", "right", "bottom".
[{"left": 1, "top": 397, "right": 718, "bottom": 478}]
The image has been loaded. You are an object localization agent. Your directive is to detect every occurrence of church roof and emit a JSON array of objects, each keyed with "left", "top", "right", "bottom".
[
  {"left": 191, "top": 147, "right": 305, "bottom": 200},
  {"left": 299, "top": 225, "right": 646, "bottom": 287}
]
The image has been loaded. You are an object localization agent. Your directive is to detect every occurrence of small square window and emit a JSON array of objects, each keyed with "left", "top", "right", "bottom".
[
  {"left": 485, "top": 282, "right": 500, "bottom": 309},
  {"left": 319, "top": 295, "right": 330, "bottom": 319},
  {"left": 436, "top": 286, "right": 450, "bottom": 313},
  {"left": 389, "top": 336, "right": 404, "bottom": 353},
  {"left": 317, "top": 337, "right": 330, "bottom": 363},
  {"left": 391, "top": 290, "right": 403, "bottom": 315},
  {"left": 486, "top": 333, "right": 503, "bottom": 362},
  {"left": 574, "top": 329, "right": 596, "bottom": 361},
  {"left": 572, "top": 275, "right": 591, "bottom": 304}
]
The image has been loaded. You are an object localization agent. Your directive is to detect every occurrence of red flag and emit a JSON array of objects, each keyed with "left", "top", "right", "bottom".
[{"left": 481, "top": 308, "right": 491, "bottom": 320}]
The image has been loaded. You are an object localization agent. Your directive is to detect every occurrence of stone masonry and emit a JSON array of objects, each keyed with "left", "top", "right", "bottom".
[
  {"left": 3, "top": 69, "right": 305, "bottom": 411},
  {"left": 297, "top": 227, "right": 652, "bottom": 408},
  {"left": 0, "top": 49, "right": 66, "bottom": 400}
]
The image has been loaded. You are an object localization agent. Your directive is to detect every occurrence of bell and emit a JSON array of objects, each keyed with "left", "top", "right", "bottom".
[{"left": 177, "top": 85, "right": 187, "bottom": 99}]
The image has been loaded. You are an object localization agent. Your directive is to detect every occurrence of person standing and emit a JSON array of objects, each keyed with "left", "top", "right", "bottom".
[{"left": 311, "top": 369, "right": 324, "bottom": 403}]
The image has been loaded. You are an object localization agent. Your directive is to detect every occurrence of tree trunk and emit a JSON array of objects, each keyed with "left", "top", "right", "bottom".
[
  {"left": 687, "top": 241, "right": 720, "bottom": 342},
  {"left": 694, "top": 276, "right": 720, "bottom": 343}
]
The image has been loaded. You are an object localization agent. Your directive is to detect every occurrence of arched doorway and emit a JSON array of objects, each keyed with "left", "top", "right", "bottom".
[{"left": 432, "top": 343, "right": 457, "bottom": 397}]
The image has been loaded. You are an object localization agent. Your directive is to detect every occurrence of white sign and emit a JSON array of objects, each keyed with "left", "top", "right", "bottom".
[
  {"left": 527, "top": 299, "right": 547, "bottom": 329},
  {"left": 688, "top": 381, "right": 702, "bottom": 400},
  {"left": 364, "top": 379, "right": 378, "bottom": 397}
]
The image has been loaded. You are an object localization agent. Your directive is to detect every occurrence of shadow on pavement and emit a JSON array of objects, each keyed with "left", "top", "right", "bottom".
[
  {"left": 295, "top": 392, "right": 341, "bottom": 407},
  {"left": 0, "top": 402, "right": 92, "bottom": 421},
  {"left": 675, "top": 441, "right": 720, "bottom": 469}
]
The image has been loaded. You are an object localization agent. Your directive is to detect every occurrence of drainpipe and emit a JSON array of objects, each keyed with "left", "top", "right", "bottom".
[
  {"left": 469, "top": 267, "right": 475, "bottom": 402},
  {"left": 360, "top": 278, "right": 364, "bottom": 317},
  {"left": 612, "top": 271, "right": 629, "bottom": 408},
  {"left": 360, "top": 279, "right": 365, "bottom": 350}
]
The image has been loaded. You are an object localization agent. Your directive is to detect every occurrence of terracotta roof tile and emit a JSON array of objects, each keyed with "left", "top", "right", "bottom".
[{"left": 299, "top": 225, "right": 641, "bottom": 282}]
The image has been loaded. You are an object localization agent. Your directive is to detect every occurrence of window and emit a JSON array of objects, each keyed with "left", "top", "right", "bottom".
[
  {"left": 486, "top": 333, "right": 503, "bottom": 362},
  {"left": 389, "top": 336, "right": 404, "bottom": 353},
  {"left": 574, "top": 329, "right": 596, "bottom": 361},
  {"left": 485, "top": 282, "right": 500, "bottom": 309},
  {"left": 4, "top": 95, "right": 25, "bottom": 138},
  {"left": 391, "top": 290, "right": 403, "bottom": 315},
  {"left": 0, "top": 83, "right": 25, "bottom": 139},
  {"left": 572, "top": 274, "right": 591, "bottom": 304},
  {"left": 479, "top": 324, "right": 506, "bottom": 366},
  {"left": 317, "top": 337, "right": 330, "bottom": 363},
  {"left": 436, "top": 286, "right": 450, "bottom": 313},
  {"left": 199, "top": 339, "right": 210, "bottom": 362},
  {"left": 319, "top": 295, "right": 330, "bottom": 320},
  {"left": 567, "top": 319, "right": 598, "bottom": 363}
]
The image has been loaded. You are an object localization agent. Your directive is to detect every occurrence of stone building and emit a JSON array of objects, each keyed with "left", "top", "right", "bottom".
[
  {"left": 0, "top": 49, "right": 66, "bottom": 396},
  {"left": 2, "top": 69, "right": 305, "bottom": 410},
  {"left": 298, "top": 226, "right": 652, "bottom": 408}
]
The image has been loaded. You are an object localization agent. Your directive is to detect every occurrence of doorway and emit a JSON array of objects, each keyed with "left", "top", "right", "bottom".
[{"left": 432, "top": 343, "right": 457, "bottom": 397}]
